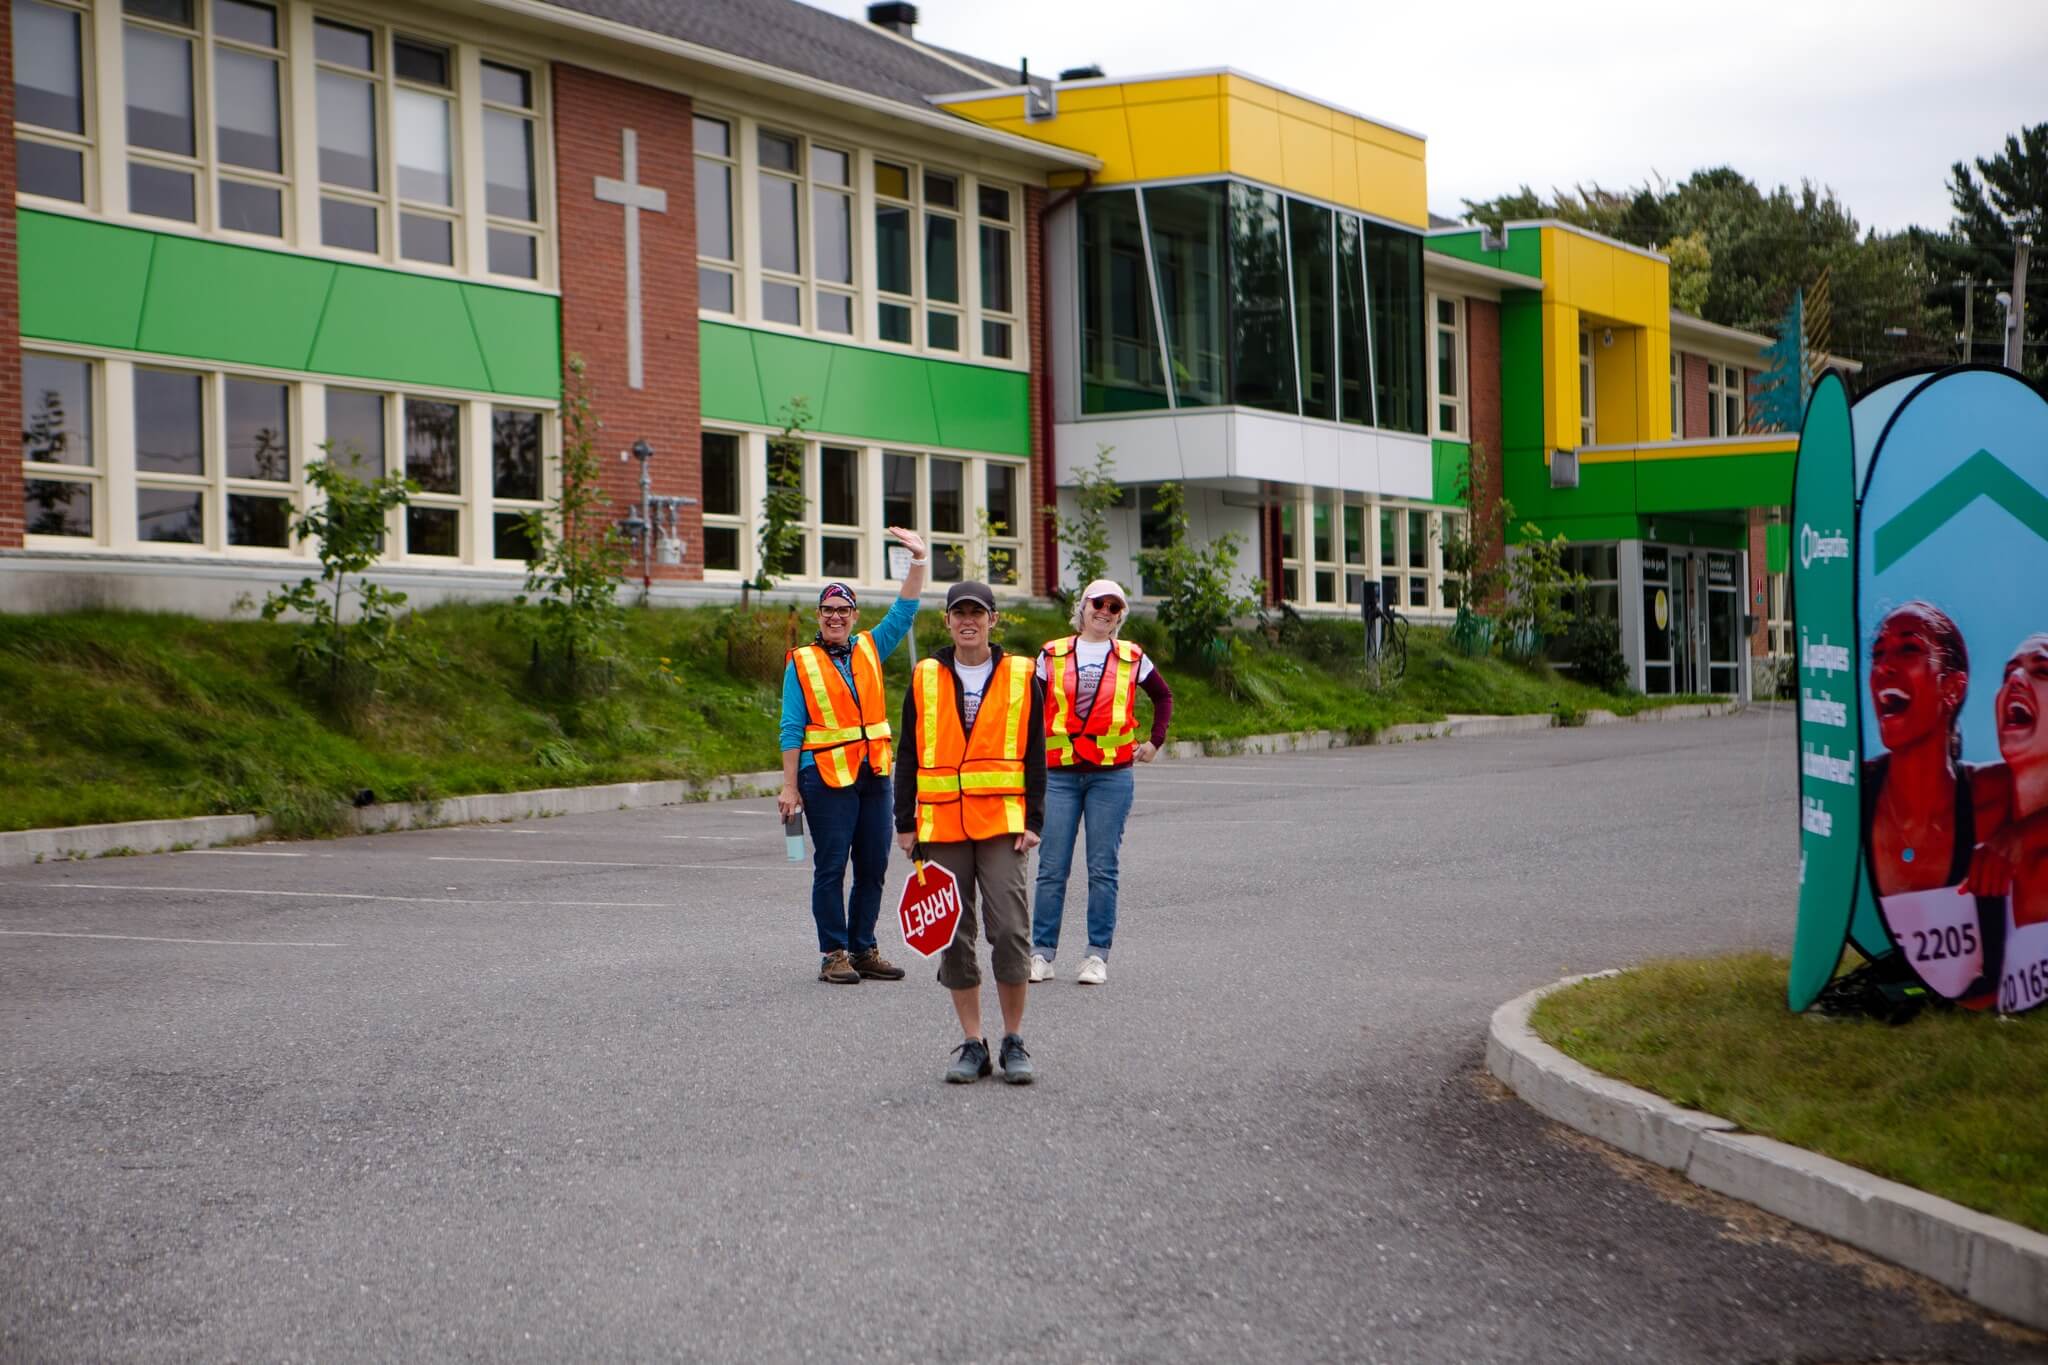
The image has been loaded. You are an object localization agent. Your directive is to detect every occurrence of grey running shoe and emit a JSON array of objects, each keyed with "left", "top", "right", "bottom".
[
  {"left": 998, "top": 1033, "right": 1036, "bottom": 1085},
  {"left": 946, "top": 1038, "right": 992, "bottom": 1084}
]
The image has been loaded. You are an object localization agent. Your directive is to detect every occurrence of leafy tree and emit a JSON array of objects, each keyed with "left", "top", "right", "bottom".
[
  {"left": 516, "top": 355, "right": 626, "bottom": 692},
  {"left": 753, "top": 398, "right": 811, "bottom": 595},
  {"left": 1043, "top": 444, "right": 1122, "bottom": 608},
  {"left": 1946, "top": 122, "right": 2047, "bottom": 379},
  {"left": 261, "top": 448, "right": 415, "bottom": 703},
  {"left": 1497, "top": 523, "right": 1586, "bottom": 664},
  {"left": 1134, "top": 482, "right": 1263, "bottom": 664},
  {"left": 1439, "top": 442, "right": 1508, "bottom": 615}
]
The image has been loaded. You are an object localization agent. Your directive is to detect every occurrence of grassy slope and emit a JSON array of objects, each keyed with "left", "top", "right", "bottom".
[
  {"left": 1531, "top": 953, "right": 2048, "bottom": 1234},
  {"left": 2, "top": 601, "right": 1665, "bottom": 835}
]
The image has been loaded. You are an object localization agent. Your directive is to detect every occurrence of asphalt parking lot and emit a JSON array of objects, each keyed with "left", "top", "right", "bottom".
[{"left": 2, "top": 708, "right": 2037, "bottom": 1361}]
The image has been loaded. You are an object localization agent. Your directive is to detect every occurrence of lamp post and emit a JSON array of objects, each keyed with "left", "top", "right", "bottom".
[{"left": 618, "top": 439, "right": 698, "bottom": 600}]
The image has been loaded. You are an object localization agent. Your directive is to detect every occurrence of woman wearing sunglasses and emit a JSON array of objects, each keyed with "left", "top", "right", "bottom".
[{"left": 1028, "top": 579, "right": 1173, "bottom": 985}]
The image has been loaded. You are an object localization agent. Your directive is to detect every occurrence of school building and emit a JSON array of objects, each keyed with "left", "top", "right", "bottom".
[{"left": 2, "top": 0, "right": 1815, "bottom": 696}]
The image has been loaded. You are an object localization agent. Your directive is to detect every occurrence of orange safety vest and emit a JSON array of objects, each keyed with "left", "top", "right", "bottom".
[
  {"left": 790, "top": 634, "right": 893, "bottom": 788},
  {"left": 1041, "top": 635, "right": 1143, "bottom": 768},
  {"left": 911, "top": 653, "right": 1032, "bottom": 843}
]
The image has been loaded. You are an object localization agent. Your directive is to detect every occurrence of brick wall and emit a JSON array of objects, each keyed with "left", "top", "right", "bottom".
[
  {"left": 1747, "top": 507, "right": 1769, "bottom": 657},
  {"left": 1681, "top": 352, "right": 1709, "bottom": 438},
  {"left": 552, "top": 64, "right": 699, "bottom": 582},
  {"left": 1026, "top": 185, "right": 1054, "bottom": 597},
  {"left": 0, "top": 0, "right": 22, "bottom": 549},
  {"left": 1465, "top": 298, "right": 1504, "bottom": 591}
]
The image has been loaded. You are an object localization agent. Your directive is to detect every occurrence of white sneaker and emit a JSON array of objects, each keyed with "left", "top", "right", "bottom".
[
  {"left": 1028, "top": 954, "right": 1054, "bottom": 983},
  {"left": 1076, "top": 955, "right": 1107, "bottom": 986}
]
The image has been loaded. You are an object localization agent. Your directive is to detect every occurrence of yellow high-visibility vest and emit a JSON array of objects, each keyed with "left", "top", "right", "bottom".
[
  {"left": 791, "top": 634, "right": 893, "bottom": 788},
  {"left": 1041, "top": 635, "right": 1143, "bottom": 767},
  {"left": 910, "top": 654, "right": 1031, "bottom": 843}
]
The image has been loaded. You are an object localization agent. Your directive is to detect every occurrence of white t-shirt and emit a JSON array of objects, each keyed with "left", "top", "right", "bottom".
[
  {"left": 954, "top": 655, "right": 996, "bottom": 729},
  {"left": 1035, "top": 638, "right": 1153, "bottom": 722}
]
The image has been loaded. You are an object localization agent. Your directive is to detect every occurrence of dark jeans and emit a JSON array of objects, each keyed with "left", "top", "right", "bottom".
[{"left": 799, "top": 763, "right": 893, "bottom": 956}]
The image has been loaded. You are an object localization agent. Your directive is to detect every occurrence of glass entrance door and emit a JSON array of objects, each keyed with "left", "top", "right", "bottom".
[{"left": 1669, "top": 551, "right": 1693, "bottom": 694}]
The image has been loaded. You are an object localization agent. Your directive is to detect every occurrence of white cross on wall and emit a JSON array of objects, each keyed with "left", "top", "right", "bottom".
[{"left": 593, "top": 128, "right": 668, "bottom": 390}]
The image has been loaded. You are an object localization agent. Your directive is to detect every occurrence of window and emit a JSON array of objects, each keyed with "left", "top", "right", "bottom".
[
  {"left": 1276, "top": 492, "right": 1451, "bottom": 614},
  {"left": 1432, "top": 294, "right": 1465, "bottom": 437},
  {"left": 817, "top": 444, "right": 861, "bottom": 578},
  {"left": 1364, "top": 222, "right": 1424, "bottom": 434},
  {"left": 403, "top": 396, "right": 461, "bottom": 555},
  {"left": 1578, "top": 330, "right": 1595, "bottom": 446},
  {"left": 124, "top": 1, "right": 200, "bottom": 222},
  {"left": 757, "top": 128, "right": 802, "bottom": 326},
  {"left": 700, "top": 430, "right": 744, "bottom": 573},
  {"left": 1669, "top": 349, "right": 1680, "bottom": 438},
  {"left": 1145, "top": 181, "right": 1226, "bottom": 406},
  {"left": 489, "top": 406, "right": 544, "bottom": 559},
  {"left": 1708, "top": 361, "right": 1743, "bottom": 436},
  {"left": 223, "top": 375, "right": 291, "bottom": 546},
  {"left": 1230, "top": 183, "right": 1295, "bottom": 414},
  {"left": 1288, "top": 199, "right": 1335, "bottom": 421},
  {"left": 16, "top": 0, "right": 93, "bottom": 203},
  {"left": 21, "top": 352, "right": 98, "bottom": 539},
  {"left": 978, "top": 185, "right": 1015, "bottom": 360},
  {"left": 481, "top": 61, "right": 540, "bottom": 278},
  {"left": 133, "top": 366, "right": 205, "bottom": 545},
  {"left": 694, "top": 115, "right": 735, "bottom": 314},
  {"left": 983, "top": 460, "right": 1020, "bottom": 585},
  {"left": 1767, "top": 571, "right": 1791, "bottom": 660},
  {"left": 811, "top": 146, "right": 854, "bottom": 335},
  {"left": 1080, "top": 189, "right": 1168, "bottom": 412},
  {"left": 923, "top": 170, "right": 961, "bottom": 352}
]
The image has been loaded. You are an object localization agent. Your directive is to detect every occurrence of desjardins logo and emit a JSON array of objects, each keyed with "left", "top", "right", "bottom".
[{"left": 1799, "top": 524, "right": 1849, "bottom": 570}]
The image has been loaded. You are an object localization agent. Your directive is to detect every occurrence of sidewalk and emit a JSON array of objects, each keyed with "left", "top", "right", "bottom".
[
  {"left": 0, "top": 701, "right": 1738, "bottom": 867},
  {"left": 1488, "top": 974, "right": 2048, "bottom": 1331}
]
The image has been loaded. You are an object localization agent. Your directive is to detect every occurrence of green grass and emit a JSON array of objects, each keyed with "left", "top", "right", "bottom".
[
  {"left": 1, "top": 600, "right": 1680, "bottom": 836},
  {"left": 1531, "top": 953, "right": 2048, "bottom": 1234}
]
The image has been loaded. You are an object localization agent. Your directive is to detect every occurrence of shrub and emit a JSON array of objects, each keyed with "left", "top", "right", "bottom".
[
  {"left": 1043, "top": 444, "right": 1121, "bottom": 611},
  {"left": 516, "top": 356, "right": 626, "bottom": 697},
  {"left": 1563, "top": 615, "right": 1630, "bottom": 693},
  {"left": 1134, "top": 482, "right": 1263, "bottom": 666}
]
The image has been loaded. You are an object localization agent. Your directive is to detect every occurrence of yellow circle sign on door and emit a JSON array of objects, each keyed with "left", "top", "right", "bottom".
[{"left": 1654, "top": 589, "right": 1669, "bottom": 631}]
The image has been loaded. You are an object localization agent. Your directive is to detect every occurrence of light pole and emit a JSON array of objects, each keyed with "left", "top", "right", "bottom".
[{"left": 618, "top": 439, "right": 698, "bottom": 600}]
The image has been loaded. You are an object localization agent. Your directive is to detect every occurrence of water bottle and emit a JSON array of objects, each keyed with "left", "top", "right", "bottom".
[{"left": 784, "top": 808, "right": 806, "bottom": 862}]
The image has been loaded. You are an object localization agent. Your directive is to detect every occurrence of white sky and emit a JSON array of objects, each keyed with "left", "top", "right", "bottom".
[{"left": 811, "top": 0, "right": 2048, "bottom": 236}]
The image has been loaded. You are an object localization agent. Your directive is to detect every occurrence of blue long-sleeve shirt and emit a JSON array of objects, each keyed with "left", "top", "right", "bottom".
[{"left": 780, "top": 596, "right": 921, "bottom": 771}]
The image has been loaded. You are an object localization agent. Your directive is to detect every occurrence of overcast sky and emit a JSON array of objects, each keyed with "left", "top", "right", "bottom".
[{"left": 811, "top": 0, "right": 2047, "bottom": 237}]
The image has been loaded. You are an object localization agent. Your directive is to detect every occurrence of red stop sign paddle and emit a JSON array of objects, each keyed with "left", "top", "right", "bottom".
[{"left": 897, "top": 858, "right": 963, "bottom": 958}]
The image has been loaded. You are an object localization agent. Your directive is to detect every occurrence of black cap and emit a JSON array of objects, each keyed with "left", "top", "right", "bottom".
[{"left": 944, "top": 581, "right": 997, "bottom": 612}]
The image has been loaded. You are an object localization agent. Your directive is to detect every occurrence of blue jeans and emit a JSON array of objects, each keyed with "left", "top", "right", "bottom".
[
  {"left": 1031, "top": 765, "right": 1135, "bottom": 961},
  {"left": 799, "top": 763, "right": 892, "bottom": 956}
]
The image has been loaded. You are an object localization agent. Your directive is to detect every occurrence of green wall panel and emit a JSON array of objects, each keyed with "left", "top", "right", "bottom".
[
  {"left": 19, "top": 211, "right": 155, "bottom": 348},
  {"left": 1635, "top": 451, "right": 1792, "bottom": 514},
  {"left": 700, "top": 321, "right": 1029, "bottom": 455},
  {"left": 1429, "top": 439, "right": 1469, "bottom": 504},
  {"left": 137, "top": 232, "right": 334, "bottom": 369},
  {"left": 1508, "top": 513, "right": 1644, "bottom": 545},
  {"left": 1498, "top": 292, "right": 1546, "bottom": 454},
  {"left": 1426, "top": 227, "right": 1543, "bottom": 280},
  {"left": 1766, "top": 522, "right": 1790, "bottom": 574},
  {"left": 19, "top": 210, "right": 560, "bottom": 399}
]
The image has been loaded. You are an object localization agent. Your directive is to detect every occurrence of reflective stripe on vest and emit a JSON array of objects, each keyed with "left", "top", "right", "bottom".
[
  {"left": 911, "top": 654, "right": 1030, "bottom": 842},
  {"left": 1041, "top": 635, "right": 1144, "bottom": 767},
  {"left": 793, "top": 633, "right": 893, "bottom": 789}
]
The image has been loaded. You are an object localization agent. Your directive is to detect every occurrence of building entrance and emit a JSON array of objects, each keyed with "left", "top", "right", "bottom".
[{"left": 1641, "top": 545, "right": 1744, "bottom": 696}]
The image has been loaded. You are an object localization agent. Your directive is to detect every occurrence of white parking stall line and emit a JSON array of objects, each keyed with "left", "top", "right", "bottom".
[
  {"left": 184, "top": 849, "right": 309, "bottom": 858},
  {"left": 1140, "top": 777, "right": 1346, "bottom": 788},
  {"left": 424, "top": 855, "right": 783, "bottom": 870},
  {"left": 0, "top": 929, "right": 343, "bottom": 948},
  {"left": 32, "top": 883, "right": 677, "bottom": 909},
  {"left": 658, "top": 835, "right": 758, "bottom": 841}
]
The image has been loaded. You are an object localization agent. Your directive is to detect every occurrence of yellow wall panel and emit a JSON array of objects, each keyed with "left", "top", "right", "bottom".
[
  {"left": 1636, "top": 325, "right": 1671, "bottom": 442},
  {"left": 945, "top": 94, "right": 1028, "bottom": 123},
  {"left": 1126, "top": 101, "right": 1224, "bottom": 180},
  {"left": 1275, "top": 89, "right": 1335, "bottom": 130},
  {"left": 1593, "top": 329, "right": 1638, "bottom": 445},
  {"left": 1329, "top": 131, "right": 1359, "bottom": 206},
  {"left": 1120, "top": 75, "right": 1223, "bottom": 105},
  {"left": 1031, "top": 108, "right": 1140, "bottom": 181},
  {"left": 1353, "top": 140, "right": 1427, "bottom": 227},
  {"left": 1056, "top": 84, "right": 1127, "bottom": 113},
  {"left": 1542, "top": 301, "right": 1581, "bottom": 453},
  {"left": 1352, "top": 117, "right": 1426, "bottom": 160},
  {"left": 1279, "top": 115, "right": 1336, "bottom": 203},
  {"left": 1223, "top": 74, "right": 1279, "bottom": 109},
  {"left": 1228, "top": 98, "right": 1285, "bottom": 186}
]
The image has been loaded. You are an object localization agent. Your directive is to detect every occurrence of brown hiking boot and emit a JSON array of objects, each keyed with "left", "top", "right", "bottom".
[
  {"left": 818, "top": 950, "right": 861, "bottom": 984},
  {"left": 850, "top": 948, "right": 906, "bottom": 981}
]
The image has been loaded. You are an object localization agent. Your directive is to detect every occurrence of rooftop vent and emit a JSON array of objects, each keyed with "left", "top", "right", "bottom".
[
  {"left": 1058, "top": 64, "right": 1104, "bottom": 80},
  {"left": 867, "top": 2, "right": 916, "bottom": 37}
]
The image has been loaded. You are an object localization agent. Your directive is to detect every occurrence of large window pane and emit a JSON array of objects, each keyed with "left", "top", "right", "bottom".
[
  {"left": 979, "top": 224, "right": 1012, "bottom": 315},
  {"left": 26, "top": 479, "right": 92, "bottom": 536},
  {"left": 929, "top": 457, "right": 963, "bottom": 535},
  {"left": 138, "top": 487, "right": 203, "bottom": 543},
  {"left": 488, "top": 229, "right": 536, "bottom": 278},
  {"left": 325, "top": 388, "right": 384, "bottom": 477},
  {"left": 1144, "top": 182, "right": 1226, "bottom": 407},
  {"left": 400, "top": 212, "right": 453, "bottom": 265},
  {"left": 875, "top": 204, "right": 910, "bottom": 296},
  {"left": 214, "top": 47, "right": 280, "bottom": 171},
  {"left": 317, "top": 70, "right": 376, "bottom": 190},
  {"left": 702, "top": 431, "right": 739, "bottom": 517},
  {"left": 213, "top": 0, "right": 276, "bottom": 47},
  {"left": 820, "top": 445, "right": 858, "bottom": 526},
  {"left": 320, "top": 195, "right": 376, "bottom": 251},
  {"left": 702, "top": 525, "right": 738, "bottom": 572},
  {"left": 228, "top": 493, "right": 290, "bottom": 548},
  {"left": 313, "top": 19, "right": 371, "bottom": 69},
  {"left": 406, "top": 505, "right": 458, "bottom": 556},
  {"left": 1229, "top": 183, "right": 1296, "bottom": 415},
  {"left": 225, "top": 378, "right": 289, "bottom": 480},
  {"left": 985, "top": 463, "right": 1016, "bottom": 535},
  {"left": 692, "top": 114, "right": 728, "bottom": 157},
  {"left": 1365, "top": 225, "right": 1426, "bottom": 434},
  {"left": 761, "top": 281, "right": 800, "bottom": 325},
  {"left": 393, "top": 37, "right": 448, "bottom": 87},
  {"left": 1079, "top": 189, "right": 1167, "bottom": 414},
  {"left": 481, "top": 60, "right": 529, "bottom": 108},
  {"left": 134, "top": 369, "right": 203, "bottom": 475},
  {"left": 125, "top": 26, "right": 193, "bottom": 155},
  {"left": 760, "top": 173, "right": 799, "bottom": 275},
  {"left": 484, "top": 110, "right": 534, "bottom": 220},
  {"left": 492, "top": 407, "right": 541, "bottom": 500},
  {"left": 1407, "top": 509, "right": 1428, "bottom": 569},
  {"left": 1288, "top": 199, "right": 1335, "bottom": 420},
  {"left": 925, "top": 214, "right": 958, "bottom": 304},
  {"left": 696, "top": 162, "right": 732, "bottom": 260},
  {"left": 395, "top": 89, "right": 451, "bottom": 204},
  {"left": 22, "top": 354, "right": 93, "bottom": 466},
  {"left": 15, "top": 0, "right": 86, "bottom": 133},
  {"left": 817, "top": 292, "right": 853, "bottom": 335},
  {"left": 814, "top": 188, "right": 851, "bottom": 284},
  {"left": 883, "top": 452, "right": 915, "bottom": 531},
  {"left": 128, "top": 160, "right": 195, "bottom": 220},
  {"left": 1337, "top": 216, "right": 1371, "bottom": 424},
  {"left": 18, "top": 139, "right": 84, "bottom": 201},
  {"left": 405, "top": 398, "right": 460, "bottom": 493},
  {"left": 220, "top": 179, "right": 282, "bottom": 235}
]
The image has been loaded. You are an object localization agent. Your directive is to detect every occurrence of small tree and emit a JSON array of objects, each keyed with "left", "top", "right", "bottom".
[
  {"left": 1134, "top": 482, "right": 1263, "bottom": 665},
  {"left": 1497, "top": 522, "right": 1586, "bottom": 664},
  {"left": 516, "top": 355, "right": 626, "bottom": 693},
  {"left": 261, "top": 447, "right": 415, "bottom": 704},
  {"left": 1438, "top": 442, "right": 1509, "bottom": 615},
  {"left": 964, "top": 506, "right": 1012, "bottom": 587},
  {"left": 1043, "top": 444, "right": 1121, "bottom": 608},
  {"left": 752, "top": 398, "right": 811, "bottom": 597}
]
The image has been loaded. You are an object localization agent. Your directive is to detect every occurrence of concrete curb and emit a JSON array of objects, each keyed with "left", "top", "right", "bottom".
[
  {"left": 0, "top": 701, "right": 1741, "bottom": 867},
  {"left": 1488, "top": 975, "right": 2048, "bottom": 1330}
]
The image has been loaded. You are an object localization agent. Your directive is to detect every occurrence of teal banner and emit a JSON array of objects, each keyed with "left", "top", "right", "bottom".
[{"left": 1788, "top": 372, "right": 1863, "bottom": 1010}]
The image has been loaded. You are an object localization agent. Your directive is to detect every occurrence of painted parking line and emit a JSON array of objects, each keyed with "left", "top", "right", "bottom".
[
  {"left": 423, "top": 855, "right": 784, "bottom": 870},
  {"left": 1140, "top": 777, "right": 1351, "bottom": 789},
  {"left": 185, "top": 849, "right": 309, "bottom": 858},
  {"left": 30, "top": 883, "right": 677, "bottom": 909},
  {"left": 0, "top": 928, "right": 343, "bottom": 947}
]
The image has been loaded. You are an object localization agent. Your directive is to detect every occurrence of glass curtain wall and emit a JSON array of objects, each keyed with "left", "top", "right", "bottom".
[{"left": 1079, "top": 180, "right": 1424, "bottom": 435}]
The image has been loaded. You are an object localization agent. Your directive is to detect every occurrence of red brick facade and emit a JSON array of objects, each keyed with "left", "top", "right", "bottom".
[
  {"left": 1464, "top": 298, "right": 1505, "bottom": 594},
  {"left": 0, "top": 0, "right": 23, "bottom": 549},
  {"left": 551, "top": 64, "right": 700, "bottom": 582},
  {"left": 1680, "top": 352, "right": 1709, "bottom": 439},
  {"left": 1026, "top": 185, "right": 1054, "bottom": 597}
]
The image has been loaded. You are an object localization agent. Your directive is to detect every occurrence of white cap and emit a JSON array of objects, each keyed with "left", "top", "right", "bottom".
[{"left": 1080, "top": 579, "right": 1128, "bottom": 607}]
